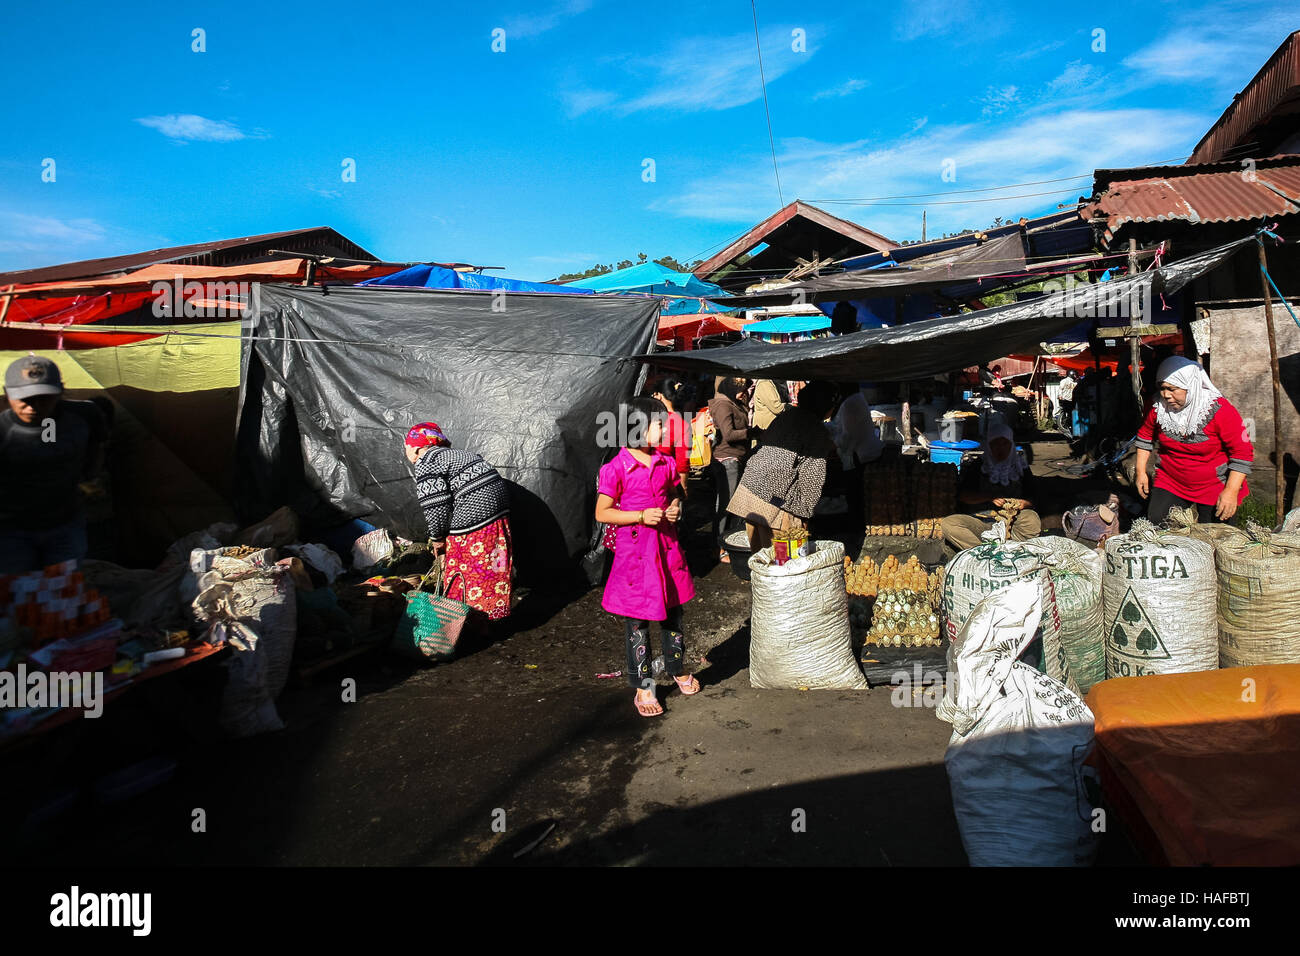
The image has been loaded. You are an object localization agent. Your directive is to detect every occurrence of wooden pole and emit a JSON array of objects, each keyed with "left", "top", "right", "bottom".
[
  {"left": 901, "top": 380, "right": 913, "bottom": 446},
  {"left": 1128, "top": 239, "right": 1143, "bottom": 416},
  {"left": 0, "top": 285, "right": 13, "bottom": 325},
  {"left": 1258, "top": 241, "right": 1285, "bottom": 518}
]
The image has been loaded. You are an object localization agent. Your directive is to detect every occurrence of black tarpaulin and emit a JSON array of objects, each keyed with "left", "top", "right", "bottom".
[
  {"left": 237, "top": 285, "right": 661, "bottom": 580},
  {"left": 718, "top": 232, "right": 1031, "bottom": 307},
  {"left": 642, "top": 236, "right": 1252, "bottom": 381}
]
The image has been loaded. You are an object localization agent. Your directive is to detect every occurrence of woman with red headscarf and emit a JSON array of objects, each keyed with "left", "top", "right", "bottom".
[{"left": 404, "top": 422, "right": 513, "bottom": 621}]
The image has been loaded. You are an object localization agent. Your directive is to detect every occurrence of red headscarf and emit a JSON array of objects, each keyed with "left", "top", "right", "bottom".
[{"left": 404, "top": 421, "right": 450, "bottom": 449}]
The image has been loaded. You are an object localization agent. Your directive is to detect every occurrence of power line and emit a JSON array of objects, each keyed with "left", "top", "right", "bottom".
[{"left": 751, "top": 0, "right": 783, "bottom": 208}]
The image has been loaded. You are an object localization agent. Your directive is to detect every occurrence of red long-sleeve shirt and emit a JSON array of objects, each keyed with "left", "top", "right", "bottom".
[
  {"left": 1135, "top": 398, "right": 1253, "bottom": 505},
  {"left": 653, "top": 411, "right": 690, "bottom": 479}
]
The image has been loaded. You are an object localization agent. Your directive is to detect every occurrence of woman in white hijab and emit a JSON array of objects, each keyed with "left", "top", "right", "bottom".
[
  {"left": 1135, "top": 356, "right": 1253, "bottom": 524},
  {"left": 940, "top": 422, "right": 1041, "bottom": 553}
]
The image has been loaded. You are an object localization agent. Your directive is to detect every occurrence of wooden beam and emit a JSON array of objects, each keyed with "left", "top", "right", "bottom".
[{"left": 1095, "top": 324, "right": 1179, "bottom": 338}]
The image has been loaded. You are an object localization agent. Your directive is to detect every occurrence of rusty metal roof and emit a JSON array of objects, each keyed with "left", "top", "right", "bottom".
[
  {"left": 1190, "top": 30, "right": 1300, "bottom": 164},
  {"left": 1083, "top": 156, "right": 1300, "bottom": 245},
  {"left": 693, "top": 200, "right": 895, "bottom": 291},
  {"left": 0, "top": 226, "right": 379, "bottom": 286}
]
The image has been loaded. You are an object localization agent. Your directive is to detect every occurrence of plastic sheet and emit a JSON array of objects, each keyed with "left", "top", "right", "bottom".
[
  {"left": 1088, "top": 663, "right": 1300, "bottom": 866},
  {"left": 238, "top": 285, "right": 660, "bottom": 583}
]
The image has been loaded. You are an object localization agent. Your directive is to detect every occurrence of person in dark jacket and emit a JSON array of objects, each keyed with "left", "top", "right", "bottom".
[
  {"left": 708, "top": 377, "right": 750, "bottom": 560},
  {"left": 1, "top": 356, "right": 107, "bottom": 573},
  {"left": 405, "top": 421, "right": 513, "bottom": 621}
]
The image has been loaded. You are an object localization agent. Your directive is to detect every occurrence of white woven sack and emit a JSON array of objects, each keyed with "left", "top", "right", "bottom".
[
  {"left": 1023, "top": 536, "right": 1105, "bottom": 695},
  {"left": 943, "top": 524, "right": 1077, "bottom": 694},
  {"left": 939, "top": 580, "right": 1098, "bottom": 866},
  {"left": 1102, "top": 520, "right": 1217, "bottom": 678},
  {"left": 749, "top": 539, "right": 867, "bottom": 690}
]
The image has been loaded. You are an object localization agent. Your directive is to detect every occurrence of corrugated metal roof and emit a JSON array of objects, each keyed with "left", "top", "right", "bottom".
[
  {"left": 0, "top": 226, "right": 379, "bottom": 286},
  {"left": 1190, "top": 30, "right": 1300, "bottom": 164},
  {"left": 1083, "top": 156, "right": 1300, "bottom": 244}
]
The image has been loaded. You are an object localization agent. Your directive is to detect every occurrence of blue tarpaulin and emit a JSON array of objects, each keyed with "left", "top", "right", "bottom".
[
  {"left": 361, "top": 265, "right": 593, "bottom": 295},
  {"left": 744, "top": 314, "right": 831, "bottom": 334},
  {"left": 565, "top": 262, "right": 733, "bottom": 315}
]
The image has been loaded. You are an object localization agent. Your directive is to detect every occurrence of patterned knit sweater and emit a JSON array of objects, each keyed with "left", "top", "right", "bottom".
[{"left": 414, "top": 446, "right": 510, "bottom": 540}]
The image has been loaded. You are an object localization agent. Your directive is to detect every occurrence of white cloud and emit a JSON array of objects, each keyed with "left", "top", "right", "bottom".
[
  {"left": 893, "top": 0, "right": 976, "bottom": 41},
  {"left": 979, "top": 85, "right": 1020, "bottom": 117},
  {"left": 813, "top": 78, "right": 869, "bottom": 100},
  {"left": 135, "top": 114, "right": 250, "bottom": 142},
  {"left": 1122, "top": 3, "right": 1298, "bottom": 87},
  {"left": 503, "top": 0, "right": 594, "bottom": 40},
  {"left": 1047, "top": 60, "right": 1101, "bottom": 96},
  {"left": 564, "top": 28, "right": 815, "bottom": 116},
  {"left": 651, "top": 107, "right": 1208, "bottom": 242},
  {"left": 0, "top": 211, "right": 110, "bottom": 262},
  {"left": 307, "top": 184, "right": 343, "bottom": 199}
]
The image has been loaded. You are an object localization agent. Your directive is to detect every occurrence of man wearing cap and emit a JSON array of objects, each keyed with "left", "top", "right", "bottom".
[{"left": 1, "top": 356, "right": 108, "bottom": 573}]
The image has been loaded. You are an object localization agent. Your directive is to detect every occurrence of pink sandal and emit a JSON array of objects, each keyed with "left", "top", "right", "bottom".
[
  {"left": 634, "top": 688, "right": 664, "bottom": 717},
  {"left": 674, "top": 674, "right": 701, "bottom": 696}
]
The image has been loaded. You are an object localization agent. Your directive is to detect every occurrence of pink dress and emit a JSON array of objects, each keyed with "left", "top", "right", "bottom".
[{"left": 598, "top": 448, "right": 696, "bottom": 620}]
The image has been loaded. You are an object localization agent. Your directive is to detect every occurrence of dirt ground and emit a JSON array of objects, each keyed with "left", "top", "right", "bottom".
[{"left": 2, "top": 432, "right": 1140, "bottom": 867}]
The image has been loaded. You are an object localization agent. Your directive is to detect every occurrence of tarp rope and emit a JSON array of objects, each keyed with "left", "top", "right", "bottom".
[{"left": 1256, "top": 227, "right": 1300, "bottom": 331}]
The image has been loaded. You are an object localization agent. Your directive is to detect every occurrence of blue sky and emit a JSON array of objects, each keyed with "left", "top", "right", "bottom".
[{"left": 0, "top": 0, "right": 1296, "bottom": 280}]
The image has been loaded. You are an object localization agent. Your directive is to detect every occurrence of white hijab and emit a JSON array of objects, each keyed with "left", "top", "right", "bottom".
[
  {"left": 1154, "top": 356, "right": 1222, "bottom": 439},
  {"left": 982, "top": 423, "right": 1025, "bottom": 485}
]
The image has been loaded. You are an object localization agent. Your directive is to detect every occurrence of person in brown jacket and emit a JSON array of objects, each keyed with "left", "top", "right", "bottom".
[{"left": 708, "top": 377, "right": 750, "bottom": 561}]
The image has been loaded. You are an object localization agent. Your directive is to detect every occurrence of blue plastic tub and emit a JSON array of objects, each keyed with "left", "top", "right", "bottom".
[{"left": 929, "top": 447, "right": 968, "bottom": 467}]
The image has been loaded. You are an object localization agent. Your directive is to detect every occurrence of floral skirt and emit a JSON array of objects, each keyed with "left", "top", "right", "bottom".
[{"left": 444, "top": 517, "right": 513, "bottom": 620}]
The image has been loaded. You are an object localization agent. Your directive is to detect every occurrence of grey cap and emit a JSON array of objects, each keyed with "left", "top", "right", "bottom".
[{"left": 4, "top": 355, "right": 64, "bottom": 400}]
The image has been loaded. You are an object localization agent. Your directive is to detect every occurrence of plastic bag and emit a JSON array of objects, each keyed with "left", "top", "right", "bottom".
[
  {"left": 748, "top": 539, "right": 867, "bottom": 690},
  {"left": 191, "top": 552, "right": 297, "bottom": 737},
  {"left": 352, "top": 528, "right": 394, "bottom": 570},
  {"left": 234, "top": 506, "right": 300, "bottom": 549},
  {"left": 285, "top": 543, "right": 345, "bottom": 583},
  {"left": 939, "top": 580, "right": 1098, "bottom": 866}
]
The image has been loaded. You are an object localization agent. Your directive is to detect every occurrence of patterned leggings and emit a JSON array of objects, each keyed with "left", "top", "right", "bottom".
[{"left": 625, "top": 606, "right": 685, "bottom": 689}]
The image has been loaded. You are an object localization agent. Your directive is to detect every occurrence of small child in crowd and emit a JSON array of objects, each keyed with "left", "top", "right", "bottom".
[{"left": 595, "top": 397, "right": 698, "bottom": 717}]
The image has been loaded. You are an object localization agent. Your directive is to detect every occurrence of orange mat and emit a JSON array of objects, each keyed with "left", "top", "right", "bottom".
[{"left": 1087, "top": 664, "right": 1300, "bottom": 866}]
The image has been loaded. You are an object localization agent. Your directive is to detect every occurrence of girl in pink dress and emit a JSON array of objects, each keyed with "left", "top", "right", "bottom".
[{"left": 596, "top": 397, "right": 698, "bottom": 717}]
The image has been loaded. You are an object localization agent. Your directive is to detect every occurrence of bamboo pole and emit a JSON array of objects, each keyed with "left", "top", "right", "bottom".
[
  {"left": 1128, "top": 239, "right": 1143, "bottom": 416},
  {"left": 1258, "top": 242, "right": 1285, "bottom": 518}
]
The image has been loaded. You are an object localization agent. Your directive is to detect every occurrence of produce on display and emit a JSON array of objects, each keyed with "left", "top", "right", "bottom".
[
  {"left": 1212, "top": 524, "right": 1300, "bottom": 668},
  {"left": 749, "top": 540, "right": 867, "bottom": 690},
  {"left": 843, "top": 554, "right": 943, "bottom": 647},
  {"left": 1102, "top": 520, "right": 1217, "bottom": 679},
  {"left": 938, "top": 579, "right": 1099, "bottom": 867},
  {"left": 863, "top": 459, "right": 957, "bottom": 538}
]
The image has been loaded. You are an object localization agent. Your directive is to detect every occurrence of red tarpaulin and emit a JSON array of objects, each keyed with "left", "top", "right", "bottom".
[{"left": 0, "top": 259, "right": 405, "bottom": 350}]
